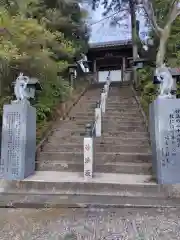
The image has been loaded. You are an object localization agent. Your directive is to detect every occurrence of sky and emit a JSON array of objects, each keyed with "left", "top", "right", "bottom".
[{"left": 82, "top": 1, "right": 149, "bottom": 44}]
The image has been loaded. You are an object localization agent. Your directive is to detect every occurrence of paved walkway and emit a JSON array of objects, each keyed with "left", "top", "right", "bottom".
[{"left": 0, "top": 207, "right": 180, "bottom": 239}]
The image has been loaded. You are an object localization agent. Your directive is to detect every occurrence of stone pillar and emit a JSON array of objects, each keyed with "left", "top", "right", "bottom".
[
  {"left": 0, "top": 100, "right": 36, "bottom": 180},
  {"left": 149, "top": 98, "right": 180, "bottom": 184}
]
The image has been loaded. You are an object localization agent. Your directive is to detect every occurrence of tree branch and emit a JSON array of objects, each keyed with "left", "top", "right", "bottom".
[
  {"left": 138, "top": 0, "right": 163, "bottom": 37},
  {"left": 166, "top": 0, "right": 180, "bottom": 26}
]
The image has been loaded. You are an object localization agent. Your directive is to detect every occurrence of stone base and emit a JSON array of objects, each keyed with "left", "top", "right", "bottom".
[
  {"left": 0, "top": 101, "right": 36, "bottom": 180},
  {"left": 149, "top": 98, "right": 180, "bottom": 184}
]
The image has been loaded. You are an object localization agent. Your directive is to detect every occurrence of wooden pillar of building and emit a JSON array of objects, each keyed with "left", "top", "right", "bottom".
[
  {"left": 93, "top": 60, "right": 97, "bottom": 82},
  {"left": 121, "top": 57, "right": 126, "bottom": 82},
  {"left": 93, "top": 60, "right": 96, "bottom": 73}
]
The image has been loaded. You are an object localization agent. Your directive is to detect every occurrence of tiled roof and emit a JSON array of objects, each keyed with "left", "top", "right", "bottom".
[{"left": 89, "top": 40, "right": 132, "bottom": 49}]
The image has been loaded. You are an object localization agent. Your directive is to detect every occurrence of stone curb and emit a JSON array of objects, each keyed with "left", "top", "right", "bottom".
[
  {"left": 0, "top": 203, "right": 177, "bottom": 209},
  {"left": 130, "top": 85, "right": 150, "bottom": 144},
  {"left": 0, "top": 194, "right": 180, "bottom": 208},
  {"left": 36, "top": 83, "right": 90, "bottom": 155}
]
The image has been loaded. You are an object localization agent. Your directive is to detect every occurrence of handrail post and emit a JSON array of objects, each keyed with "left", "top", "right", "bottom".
[
  {"left": 84, "top": 124, "right": 93, "bottom": 180},
  {"left": 95, "top": 101, "right": 101, "bottom": 137},
  {"left": 101, "top": 88, "right": 106, "bottom": 114},
  {"left": 104, "top": 83, "right": 108, "bottom": 99}
]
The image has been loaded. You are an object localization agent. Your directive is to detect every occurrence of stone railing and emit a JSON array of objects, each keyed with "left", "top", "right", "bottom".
[{"left": 83, "top": 71, "right": 111, "bottom": 180}]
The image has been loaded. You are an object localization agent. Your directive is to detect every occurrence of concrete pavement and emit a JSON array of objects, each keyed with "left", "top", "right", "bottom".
[{"left": 0, "top": 207, "right": 180, "bottom": 239}]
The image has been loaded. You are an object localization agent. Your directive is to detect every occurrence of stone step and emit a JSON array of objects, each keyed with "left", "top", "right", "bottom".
[
  {"left": 51, "top": 130, "right": 149, "bottom": 138},
  {"left": 70, "top": 113, "right": 143, "bottom": 119},
  {"left": 107, "top": 93, "right": 134, "bottom": 97},
  {"left": 105, "top": 106, "right": 140, "bottom": 111},
  {"left": 76, "top": 99, "right": 136, "bottom": 105},
  {"left": 36, "top": 161, "right": 152, "bottom": 175},
  {"left": 37, "top": 152, "right": 152, "bottom": 163},
  {"left": 81, "top": 94, "right": 102, "bottom": 99},
  {"left": 109, "top": 90, "right": 133, "bottom": 94},
  {"left": 82, "top": 89, "right": 102, "bottom": 95},
  {"left": 68, "top": 115, "right": 143, "bottom": 121},
  {"left": 74, "top": 101, "right": 139, "bottom": 110},
  {"left": 69, "top": 112, "right": 96, "bottom": 117},
  {"left": 81, "top": 92, "right": 133, "bottom": 98},
  {"left": 66, "top": 120, "right": 145, "bottom": 127},
  {"left": 54, "top": 124, "right": 146, "bottom": 132},
  {"left": 72, "top": 104, "right": 96, "bottom": 110},
  {"left": 107, "top": 98, "right": 135, "bottom": 102},
  {"left": 107, "top": 94, "right": 135, "bottom": 98},
  {"left": 57, "top": 124, "right": 146, "bottom": 133},
  {"left": 47, "top": 136, "right": 150, "bottom": 145},
  {"left": 106, "top": 101, "right": 137, "bottom": 105},
  {"left": 74, "top": 101, "right": 138, "bottom": 106},
  {"left": 64, "top": 118, "right": 144, "bottom": 124},
  {"left": 72, "top": 108, "right": 141, "bottom": 114},
  {"left": 106, "top": 109, "right": 141, "bottom": 115},
  {"left": 0, "top": 172, "right": 168, "bottom": 204},
  {"left": 43, "top": 143, "right": 151, "bottom": 153},
  {"left": 103, "top": 131, "right": 149, "bottom": 137},
  {"left": 83, "top": 89, "right": 102, "bottom": 94},
  {"left": 77, "top": 98, "right": 100, "bottom": 103},
  {"left": 1, "top": 193, "right": 179, "bottom": 208},
  {"left": 73, "top": 109, "right": 141, "bottom": 115},
  {"left": 81, "top": 99, "right": 137, "bottom": 105},
  {"left": 71, "top": 105, "right": 140, "bottom": 111}
]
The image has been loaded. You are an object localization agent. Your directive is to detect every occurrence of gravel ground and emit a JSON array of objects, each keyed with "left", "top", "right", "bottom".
[{"left": 0, "top": 207, "right": 180, "bottom": 240}]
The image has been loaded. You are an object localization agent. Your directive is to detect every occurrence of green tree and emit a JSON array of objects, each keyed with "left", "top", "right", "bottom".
[
  {"left": 137, "top": 0, "right": 180, "bottom": 114},
  {"left": 0, "top": 0, "right": 89, "bottom": 133},
  {"left": 140, "top": 0, "right": 180, "bottom": 68}
]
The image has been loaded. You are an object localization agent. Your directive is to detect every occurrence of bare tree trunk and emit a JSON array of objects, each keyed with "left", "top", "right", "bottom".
[
  {"left": 0, "top": 78, "right": 2, "bottom": 97},
  {"left": 156, "top": 25, "right": 171, "bottom": 67}
]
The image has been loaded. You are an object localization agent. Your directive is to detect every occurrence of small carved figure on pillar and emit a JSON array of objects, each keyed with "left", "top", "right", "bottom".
[
  {"left": 12, "top": 72, "right": 42, "bottom": 104},
  {"left": 14, "top": 73, "right": 30, "bottom": 102},
  {"left": 155, "top": 64, "right": 174, "bottom": 99}
]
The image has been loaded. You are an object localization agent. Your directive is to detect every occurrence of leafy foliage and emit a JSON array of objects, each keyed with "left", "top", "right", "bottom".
[
  {"left": 135, "top": 0, "right": 180, "bottom": 116},
  {"left": 137, "top": 68, "right": 157, "bottom": 116},
  {"left": 0, "top": 0, "right": 89, "bottom": 136}
]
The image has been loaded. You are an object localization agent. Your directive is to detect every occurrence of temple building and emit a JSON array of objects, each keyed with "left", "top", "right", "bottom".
[{"left": 87, "top": 40, "right": 133, "bottom": 83}]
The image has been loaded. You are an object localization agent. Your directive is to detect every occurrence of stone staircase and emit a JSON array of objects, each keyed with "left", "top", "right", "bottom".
[
  {"left": 37, "top": 84, "right": 152, "bottom": 175},
  {"left": 0, "top": 83, "right": 179, "bottom": 207}
]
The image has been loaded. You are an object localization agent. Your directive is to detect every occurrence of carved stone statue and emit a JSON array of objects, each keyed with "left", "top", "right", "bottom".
[
  {"left": 14, "top": 73, "right": 30, "bottom": 102},
  {"left": 77, "top": 53, "right": 89, "bottom": 73},
  {"left": 155, "top": 64, "right": 174, "bottom": 99}
]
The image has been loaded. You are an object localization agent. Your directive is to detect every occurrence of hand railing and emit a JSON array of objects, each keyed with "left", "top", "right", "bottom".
[{"left": 83, "top": 70, "right": 111, "bottom": 180}]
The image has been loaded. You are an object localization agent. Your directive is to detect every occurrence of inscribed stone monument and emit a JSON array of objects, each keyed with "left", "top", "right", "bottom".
[
  {"left": 149, "top": 98, "right": 180, "bottom": 184},
  {"left": 0, "top": 73, "right": 40, "bottom": 180}
]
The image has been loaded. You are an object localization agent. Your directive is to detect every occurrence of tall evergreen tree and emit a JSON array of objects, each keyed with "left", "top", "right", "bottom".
[{"left": 0, "top": 0, "right": 89, "bottom": 125}]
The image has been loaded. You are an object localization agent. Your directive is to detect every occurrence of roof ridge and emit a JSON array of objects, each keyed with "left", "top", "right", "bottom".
[{"left": 89, "top": 40, "right": 132, "bottom": 48}]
